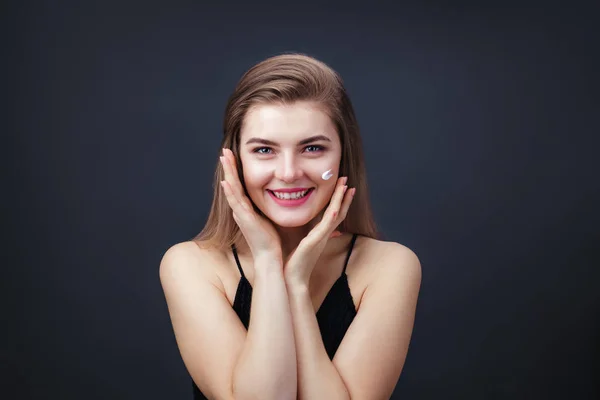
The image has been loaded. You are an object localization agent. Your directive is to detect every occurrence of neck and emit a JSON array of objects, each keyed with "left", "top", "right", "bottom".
[
  {"left": 234, "top": 211, "right": 340, "bottom": 261},
  {"left": 275, "top": 224, "right": 313, "bottom": 260},
  {"left": 274, "top": 209, "right": 326, "bottom": 260}
]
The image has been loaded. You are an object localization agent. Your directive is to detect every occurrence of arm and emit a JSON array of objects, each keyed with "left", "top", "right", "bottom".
[
  {"left": 160, "top": 243, "right": 297, "bottom": 400},
  {"left": 286, "top": 243, "right": 422, "bottom": 400},
  {"left": 285, "top": 280, "right": 350, "bottom": 400},
  {"left": 232, "top": 253, "right": 298, "bottom": 400},
  {"left": 332, "top": 244, "right": 421, "bottom": 399}
]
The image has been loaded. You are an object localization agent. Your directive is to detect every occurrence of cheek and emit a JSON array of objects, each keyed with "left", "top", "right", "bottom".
[
  {"left": 242, "top": 162, "right": 271, "bottom": 189},
  {"left": 310, "top": 158, "right": 340, "bottom": 185}
]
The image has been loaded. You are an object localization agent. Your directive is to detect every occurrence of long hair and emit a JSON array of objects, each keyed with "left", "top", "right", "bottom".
[{"left": 194, "top": 52, "right": 379, "bottom": 250}]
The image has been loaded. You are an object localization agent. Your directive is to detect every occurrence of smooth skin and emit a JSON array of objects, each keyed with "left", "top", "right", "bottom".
[{"left": 160, "top": 102, "right": 422, "bottom": 399}]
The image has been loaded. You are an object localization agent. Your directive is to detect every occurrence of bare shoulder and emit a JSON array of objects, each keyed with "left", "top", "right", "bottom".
[
  {"left": 159, "top": 240, "right": 227, "bottom": 291},
  {"left": 356, "top": 236, "right": 422, "bottom": 287},
  {"left": 332, "top": 236, "right": 422, "bottom": 399},
  {"left": 158, "top": 240, "right": 252, "bottom": 399}
]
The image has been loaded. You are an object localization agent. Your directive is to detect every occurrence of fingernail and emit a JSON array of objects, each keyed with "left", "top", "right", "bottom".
[
  {"left": 343, "top": 185, "right": 348, "bottom": 194},
  {"left": 351, "top": 188, "right": 356, "bottom": 197}
]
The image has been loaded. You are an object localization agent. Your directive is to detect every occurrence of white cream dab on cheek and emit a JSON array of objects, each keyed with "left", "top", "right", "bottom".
[{"left": 321, "top": 169, "right": 333, "bottom": 180}]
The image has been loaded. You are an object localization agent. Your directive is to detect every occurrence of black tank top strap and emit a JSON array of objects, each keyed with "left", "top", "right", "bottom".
[
  {"left": 342, "top": 233, "right": 358, "bottom": 275},
  {"left": 231, "top": 244, "right": 246, "bottom": 279}
]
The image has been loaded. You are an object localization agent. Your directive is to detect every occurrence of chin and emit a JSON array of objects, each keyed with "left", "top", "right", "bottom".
[{"left": 266, "top": 212, "right": 315, "bottom": 228}]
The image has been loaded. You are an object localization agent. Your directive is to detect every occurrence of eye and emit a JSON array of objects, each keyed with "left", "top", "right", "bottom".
[
  {"left": 252, "top": 145, "right": 325, "bottom": 155},
  {"left": 253, "top": 147, "right": 272, "bottom": 154},
  {"left": 305, "top": 145, "right": 325, "bottom": 153}
]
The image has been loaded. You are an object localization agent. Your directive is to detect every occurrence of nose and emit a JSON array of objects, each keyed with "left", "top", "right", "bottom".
[{"left": 274, "top": 152, "right": 304, "bottom": 183}]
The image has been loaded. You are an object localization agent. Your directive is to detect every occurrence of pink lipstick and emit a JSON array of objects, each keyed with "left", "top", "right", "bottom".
[{"left": 267, "top": 188, "right": 314, "bottom": 207}]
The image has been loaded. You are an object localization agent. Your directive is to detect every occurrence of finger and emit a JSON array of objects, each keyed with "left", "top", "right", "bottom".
[
  {"left": 323, "top": 188, "right": 354, "bottom": 240},
  {"left": 221, "top": 153, "right": 253, "bottom": 210},
  {"left": 304, "top": 178, "right": 348, "bottom": 244},
  {"left": 335, "top": 187, "right": 355, "bottom": 224},
  {"left": 223, "top": 148, "right": 246, "bottom": 197},
  {"left": 220, "top": 153, "right": 240, "bottom": 196},
  {"left": 327, "top": 181, "right": 348, "bottom": 222},
  {"left": 220, "top": 180, "right": 251, "bottom": 219},
  {"left": 308, "top": 181, "right": 347, "bottom": 241}
]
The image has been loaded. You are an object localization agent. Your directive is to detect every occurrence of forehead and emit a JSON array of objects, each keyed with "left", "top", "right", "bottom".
[{"left": 240, "top": 101, "right": 338, "bottom": 143}]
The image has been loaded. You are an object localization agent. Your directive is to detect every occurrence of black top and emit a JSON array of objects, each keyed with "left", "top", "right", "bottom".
[{"left": 192, "top": 234, "right": 359, "bottom": 399}]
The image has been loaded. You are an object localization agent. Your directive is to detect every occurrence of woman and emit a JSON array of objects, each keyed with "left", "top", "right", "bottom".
[{"left": 160, "top": 53, "right": 422, "bottom": 400}]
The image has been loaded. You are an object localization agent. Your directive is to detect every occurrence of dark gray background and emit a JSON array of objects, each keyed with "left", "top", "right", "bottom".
[{"left": 5, "top": 0, "right": 599, "bottom": 399}]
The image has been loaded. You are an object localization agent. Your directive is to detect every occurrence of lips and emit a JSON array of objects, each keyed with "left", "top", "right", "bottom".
[
  {"left": 267, "top": 188, "right": 315, "bottom": 207},
  {"left": 270, "top": 188, "right": 310, "bottom": 198},
  {"left": 268, "top": 187, "right": 312, "bottom": 193}
]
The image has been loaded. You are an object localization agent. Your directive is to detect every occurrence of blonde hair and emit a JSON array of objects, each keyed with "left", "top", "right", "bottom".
[{"left": 194, "top": 52, "right": 379, "bottom": 250}]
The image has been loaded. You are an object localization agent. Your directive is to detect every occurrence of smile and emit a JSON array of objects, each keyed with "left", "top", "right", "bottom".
[
  {"left": 271, "top": 189, "right": 311, "bottom": 200},
  {"left": 267, "top": 188, "right": 315, "bottom": 207}
]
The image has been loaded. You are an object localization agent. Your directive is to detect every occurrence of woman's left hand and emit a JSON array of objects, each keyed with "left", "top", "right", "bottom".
[{"left": 283, "top": 176, "right": 356, "bottom": 286}]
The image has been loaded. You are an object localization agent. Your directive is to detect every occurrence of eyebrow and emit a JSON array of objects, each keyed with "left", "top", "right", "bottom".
[{"left": 245, "top": 134, "right": 332, "bottom": 146}]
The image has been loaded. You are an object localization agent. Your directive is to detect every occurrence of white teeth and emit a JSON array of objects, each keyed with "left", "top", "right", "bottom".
[{"left": 272, "top": 189, "right": 310, "bottom": 200}]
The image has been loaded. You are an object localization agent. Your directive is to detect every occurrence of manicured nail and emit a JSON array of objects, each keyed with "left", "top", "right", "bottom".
[
  {"left": 343, "top": 176, "right": 348, "bottom": 185},
  {"left": 343, "top": 185, "right": 348, "bottom": 194},
  {"left": 351, "top": 188, "right": 356, "bottom": 197}
]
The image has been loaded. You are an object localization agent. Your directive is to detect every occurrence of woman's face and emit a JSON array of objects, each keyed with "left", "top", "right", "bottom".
[{"left": 238, "top": 100, "right": 342, "bottom": 228}]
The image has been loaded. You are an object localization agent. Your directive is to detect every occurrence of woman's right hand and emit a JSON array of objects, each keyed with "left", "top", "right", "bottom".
[{"left": 220, "top": 148, "right": 282, "bottom": 261}]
